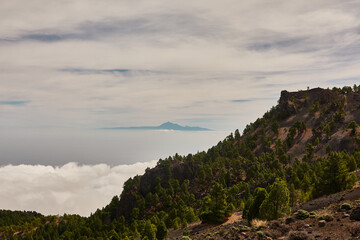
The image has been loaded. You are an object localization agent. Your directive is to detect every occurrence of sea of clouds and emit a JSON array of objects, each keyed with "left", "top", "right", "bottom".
[
  {"left": 0, "top": 130, "right": 229, "bottom": 216},
  {"left": 0, "top": 160, "right": 157, "bottom": 216}
]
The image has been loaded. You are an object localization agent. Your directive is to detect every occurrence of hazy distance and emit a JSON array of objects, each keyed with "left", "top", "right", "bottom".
[{"left": 0, "top": 129, "right": 228, "bottom": 166}]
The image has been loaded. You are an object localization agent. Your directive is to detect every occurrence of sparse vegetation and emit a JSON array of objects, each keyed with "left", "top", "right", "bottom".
[
  {"left": 295, "top": 210, "right": 310, "bottom": 220},
  {"left": 341, "top": 203, "right": 353, "bottom": 210},
  {"left": 251, "top": 219, "right": 267, "bottom": 229},
  {"left": 348, "top": 121, "right": 359, "bottom": 136}
]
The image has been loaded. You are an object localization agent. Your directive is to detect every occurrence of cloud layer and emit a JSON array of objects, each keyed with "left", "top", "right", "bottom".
[
  {"left": 0, "top": 161, "right": 157, "bottom": 216},
  {"left": 1, "top": 1, "right": 360, "bottom": 131}
]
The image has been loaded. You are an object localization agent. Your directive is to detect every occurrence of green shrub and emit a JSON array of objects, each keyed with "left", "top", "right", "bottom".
[
  {"left": 309, "top": 212, "right": 316, "bottom": 218},
  {"left": 238, "top": 225, "right": 251, "bottom": 232},
  {"left": 324, "top": 215, "right": 334, "bottom": 222},
  {"left": 183, "top": 229, "right": 190, "bottom": 236},
  {"left": 295, "top": 210, "right": 310, "bottom": 220},
  {"left": 341, "top": 203, "right": 353, "bottom": 210},
  {"left": 257, "top": 231, "right": 264, "bottom": 239}
]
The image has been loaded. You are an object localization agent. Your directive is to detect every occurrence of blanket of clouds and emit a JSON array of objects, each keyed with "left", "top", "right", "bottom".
[
  {"left": 0, "top": 161, "right": 157, "bottom": 216},
  {"left": 0, "top": 129, "right": 228, "bottom": 215},
  {"left": 1, "top": 0, "right": 360, "bottom": 215}
]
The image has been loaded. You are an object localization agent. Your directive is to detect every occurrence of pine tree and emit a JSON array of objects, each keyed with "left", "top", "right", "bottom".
[
  {"left": 259, "top": 179, "right": 290, "bottom": 220},
  {"left": 246, "top": 187, "right": 268, "bottom": 221},
  {"left": 156, "top": 220, "right": 168, "bottom": 240},
  {"left": 324, "top": 152, "right": 348, "bottom": 193},
  {"left": 289, "top": 183, "right": 297, "bottom": 206},
  {"left": 271, "top": 121, "right": 280, "bottom": 135},
  {"left": 143, "top": 220, "right": 156, "bottom": 240},
  {"left": 200, "top": 183, "right": 229, "bottom": 223},
  {"left": 347, "top": 121, "right": 359, "bottom": 136}
]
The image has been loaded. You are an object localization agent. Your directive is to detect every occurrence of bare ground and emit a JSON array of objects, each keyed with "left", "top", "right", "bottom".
[{"left": 168, "top": 185, "right": 360, "bottom": 240}]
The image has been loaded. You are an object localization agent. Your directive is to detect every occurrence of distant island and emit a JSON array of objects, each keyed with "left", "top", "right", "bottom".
[{"left": 103, "top": 121, "right": 212, "bottom": 131}]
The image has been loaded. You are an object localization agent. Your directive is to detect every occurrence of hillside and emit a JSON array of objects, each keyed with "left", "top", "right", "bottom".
[
  {"left": 1, "top": 86, "right": 360, "bottom": 240},
  {"left": 248, "top": 87, "right": 360, "bottom": 159},
  {"left": 114, "top": 86, "right": 360, "bottom": 221}
]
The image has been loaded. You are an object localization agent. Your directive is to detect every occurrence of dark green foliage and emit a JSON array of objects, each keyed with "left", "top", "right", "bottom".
[
  {"left": 0, "top": 210, "right": 44, "bottom": 227},
  {"left": 257, "top": 231, "right": 265, "bottom": 238},
  {"left": 347, "top": 121, "right": 359, "bottom": 136},
  {"left": 341, "top": 203, "right": 353, "bottom": 210},
  {"left": 271, "top": 121, "right": 280, "bottom": 135},
  {"left": 234, "top": 129, "right": 241, "bottom": 141},
  {"left": 259, "top": 179, "right": 291, "bottom": 220},
  {"left": 289, "top": 185, "right": 298, "bottom": 209},
  {"left": 245, "top": 188, "right": 268, "bottom": 222},
  {"left": 286, "top": 121, "right": 306, "bottom": 147},
  {"left": 295, "top": 210, "right": 310, "bottom": 220},
  {"left": 310, "top": 101, "right": 320, "bottom": 114},
  {"left": 314, "top": 137, "right": 319, "bottom": 146},
  {"left": 334, "top": 110, "right": 345, "bottom": 122},
  {"left": 305, "top": 143, "right": 314, "bottom": 160},
  {"left": 143, "top": 220, "right": 156, "bottom": 240},
  {"left": 301, "top": 172, "right": 311, "bottom": 192},
  {"left": 200, "top": 183, "right": 231, "bottom": 223},
  {"left": 312, "top": 152, "right": 356, "bottom": 197}
]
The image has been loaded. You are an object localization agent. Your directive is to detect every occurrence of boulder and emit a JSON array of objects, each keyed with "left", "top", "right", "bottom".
[
  {"left": 318, "top": 220, "right": 326, "bottom": 227},
  {"left": 285, "top": 217, "right": 294, "bottom": 224}
]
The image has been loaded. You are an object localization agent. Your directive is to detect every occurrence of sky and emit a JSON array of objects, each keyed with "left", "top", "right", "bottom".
[
  {"left": 1, "top": 0, "right": 359, "bottom": 131},
  {"left": 1, "top": 0, "right": 360, "bottom": 216}
]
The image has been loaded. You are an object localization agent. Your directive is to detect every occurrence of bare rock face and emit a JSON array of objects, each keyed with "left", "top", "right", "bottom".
[
  {"left": 278, "top": 90, "right": 297, "bottom": 117},
  {"left": 350, "top": 207, "right": 360, "bottom": 221}
]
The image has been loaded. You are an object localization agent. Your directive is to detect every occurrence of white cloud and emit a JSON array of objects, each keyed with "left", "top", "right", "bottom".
[{"left": 0, "top": 161, "right": 157, "bottom": 216}]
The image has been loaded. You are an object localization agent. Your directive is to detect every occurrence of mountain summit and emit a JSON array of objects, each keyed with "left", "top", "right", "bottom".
[
  {"left": 157, "top": 122, "right": 211, "bottom": 131},
  {"left": 104, "top": 121, "right": 211, "bottom": 131}
]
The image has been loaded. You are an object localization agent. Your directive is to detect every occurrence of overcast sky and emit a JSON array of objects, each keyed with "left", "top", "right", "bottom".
[
  {"left": 1, "top": 0, "right": 360, "bottom": 216},
  {"left": 1, "top": 0, "right": 360, "bottom": 131}
]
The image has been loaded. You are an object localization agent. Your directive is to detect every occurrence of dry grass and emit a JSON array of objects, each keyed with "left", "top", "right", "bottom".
[
  {"left": 251, "top": 219, "right": 267, "bottom": 228},
  {"left": 313, "top": 206, "right": 334, "bottom": 219}
]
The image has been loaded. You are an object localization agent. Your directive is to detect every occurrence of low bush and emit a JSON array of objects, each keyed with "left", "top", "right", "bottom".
[{"left": 295, "top": 210, "right": 310, "bottom": 220}]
